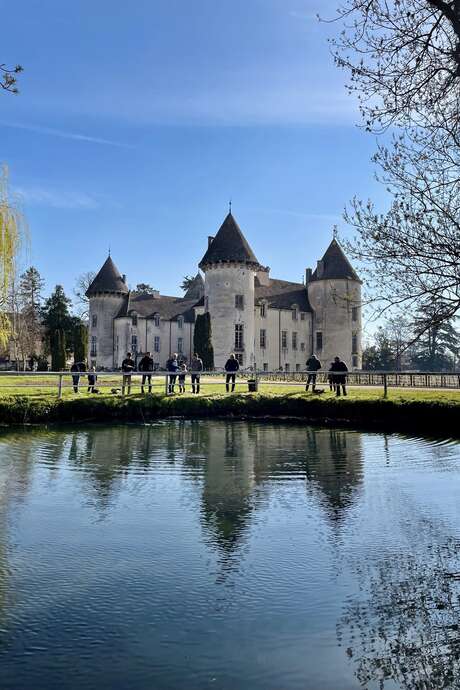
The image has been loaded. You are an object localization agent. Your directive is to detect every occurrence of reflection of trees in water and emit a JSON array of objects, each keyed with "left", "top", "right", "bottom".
[{"left": 338, "top": 532, "right": 460, "bottom": 689}]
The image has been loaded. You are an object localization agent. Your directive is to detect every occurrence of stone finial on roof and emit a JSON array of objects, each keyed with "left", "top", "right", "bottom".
[
  {"left": 86, "top": 256, "right": 129, "bottom": 296},
  {"left": 199, "top": 213, "right": 260, "bottom": 269}
]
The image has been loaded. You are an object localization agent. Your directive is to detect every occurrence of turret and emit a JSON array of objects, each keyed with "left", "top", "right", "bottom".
[
  {"left": 307, "top": 239, "right": 362, "bottom": 370},
  {"left": 86, "top": 256, "right": 128, "bottom": 368},
  {"left": 199, "top": 213, "right": 261, "bottom": 369}
]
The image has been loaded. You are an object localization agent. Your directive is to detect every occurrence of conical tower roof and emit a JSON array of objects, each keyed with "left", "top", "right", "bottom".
[
  {"left": 311, "top": 239, "right": 361, "bottom": 282},
  {"left": 86, "top": 256, "right": 129, "bottom": 296},
  {"left": 199, "top": 213, "right": 260, "bottom": 269}
]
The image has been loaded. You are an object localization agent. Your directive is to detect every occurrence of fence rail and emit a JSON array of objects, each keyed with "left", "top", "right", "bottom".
[{"left": 0, "top": 369, "right": 459, "bottom": 398}]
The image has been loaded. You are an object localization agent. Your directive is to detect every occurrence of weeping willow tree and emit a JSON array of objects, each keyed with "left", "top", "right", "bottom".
[{"left": 0, "top": 165, "right": 26, "bottom": 346}]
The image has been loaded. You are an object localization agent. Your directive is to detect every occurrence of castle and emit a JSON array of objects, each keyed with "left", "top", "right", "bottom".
[{"left": 86, "top": 213, "right": 362, "bottom": 371}]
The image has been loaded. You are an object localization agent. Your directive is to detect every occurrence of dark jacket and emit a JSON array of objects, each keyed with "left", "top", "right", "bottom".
[
  {"left": 167, "top": 358, "right": 179, "bottom": 372},
  {"left": 88, "top": 373, "right": 97, "bottom": 385},
  {"left": 139, "top": 355, "right": 154, "bottom": 372},
  {"left": 330, "top": 360, "right": 348, "bottom": 381},
  {"left": 306, "top": 356, "right": 321, "bottom": 371},
  {"left": 191, "top": 357, "right": 203, "bottom": 372},
  {"left": 70, "top": 363, "right": 80, "bottom": 374},
  {"left": 122, "top": 358, "right": 135, "bottom": 373},
  {"left": 225, "top": 358, "right": 240, "bottom": 372}
]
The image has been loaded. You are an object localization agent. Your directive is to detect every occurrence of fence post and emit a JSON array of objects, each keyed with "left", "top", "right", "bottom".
[
  {"left": 383, "top": 373, "right": 388, "bottom": 398},
  {"left": 164, "top": 374, "right": 169, "bottom": 395},
  {"left": 58, "top": 374, "right": 63, "bottom": 399}
]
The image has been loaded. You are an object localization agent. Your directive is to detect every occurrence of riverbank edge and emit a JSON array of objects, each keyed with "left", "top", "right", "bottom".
[{"left": 0, "top": 393, "right": 458, "bottom": 436}]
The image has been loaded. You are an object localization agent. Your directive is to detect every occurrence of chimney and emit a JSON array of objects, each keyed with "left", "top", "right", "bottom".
[
  {"left": 305, "top": 267, "right": 312, "bottom": 284},
  {"left": 316, "top": 260, "right": 324, "bottom": 279},
  {"left": 208, "top": 236, "right": 214, "bottom": 248},
  {"left": 122, "top": 274, "right": 127, "bottom": 284}
]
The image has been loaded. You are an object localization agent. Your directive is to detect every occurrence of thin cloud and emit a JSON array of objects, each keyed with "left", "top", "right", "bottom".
[
  {"left": 13, "top": 185, "right": 100, "bottom": 210},
  {"left": 1, "top": 121, "right": 131, "bottom": 148}
]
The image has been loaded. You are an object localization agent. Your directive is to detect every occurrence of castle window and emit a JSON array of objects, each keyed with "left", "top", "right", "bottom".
[
  {"left": 154, "top": 336, "right": 160, "bottom": 353},
  {"left": 131, "top": 334, "right": 138, "bottom": 353},
  {"left": 235, "top": 324, "right": 244, "bottom": 350},
  {"left": 178, "top": 316, "right": 184, "bottom": 329},
  {"left": 281, "top": 331, "right": 288, "bottom": 349},
  {"left": 235, "top": 294, "right": 244, "bottom": 310},
  {"left": 352, "top": 333, "right": 358, "bottom": 354},
  {"left": 352, "top": 306, "right": 358, "bottom": 322},
  {"left": 263, "top": 363, "right": 268, "bottom": 372},
  {"left": 132, "top": 314, "right": 138, "bottom": 327},
  {"left": 285, "top": 363, "right": 290, "bottom": 372},
  {"left": 90, "top": 336, "right": 97, "bottom": 357},
  {"left": 177, "top": 337, "right": 183, "bottom": 353},
  {"left": 260, "top": 302, "right": 266, "bottom": 318},
  {"left": 292, "top": 332, "right": 298, "bottom": 350},
  {"left": 300, "top": 342, "right": 305, "bottom": 352},
  {"left": 91, "top": 314, "right": 97, "bottom": 328},
  {"left": 154, "top": 314, "right": 160, "bottom": 327},
  {"left": 352, "top": 355, "right": 359, "bottom": 368},
  {"left": 260, "top": 329, "right": 266, "bottom": 349},
  {"left": 300, "top": 312, "right": 306, "bottom": 321},
  {"left": 292, "top": 307, "right": 298, "bottom": 321},
  {"left": 316, "top": 332, "right": 323, "bottom": 351},
  {"left": 236, "top": 353, "right": 243, "bottom": 365}
]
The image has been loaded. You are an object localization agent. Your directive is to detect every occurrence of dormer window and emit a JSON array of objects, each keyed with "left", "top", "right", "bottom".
[
  {"left": 132, "top": 313, "right": 138, "bottom": 326},
  {"left": 292, "top": 305, "right": 298, "bottom": 321},
  {"left": 260, "top": 302, "right": 266, "bottom": 318},
  {"left": 178, "top": 316, "right": 184, "bottom": 329},
  {"left": 154, "top": 313, "right": 160, "bottom": 327}
]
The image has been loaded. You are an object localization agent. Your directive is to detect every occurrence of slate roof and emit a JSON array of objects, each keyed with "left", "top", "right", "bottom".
[
  {"left": 199, "top": 213, "right": 260, "bottom": 268},
  {"left": 310, "top": 239, "right": 361, "bottom": 282},
  {"left": 183, "top": 273, "right": 204, "bottom": 300},
  {"left": 116, "top": 292, "right": 198, "bottom": 323},
  {"left": 86, "top": 256, "right": 129, "bottom": 296},
  {"left": 255, "top": 277, "right": 311, "bottom": 312}
]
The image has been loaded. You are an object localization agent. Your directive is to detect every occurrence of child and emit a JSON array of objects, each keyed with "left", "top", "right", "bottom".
[
  {"left": 178, "top": 363, "right": 187, "bottom": 393},
  {"left": 88, "top": 366, "right": 98, "bottom": 393}
]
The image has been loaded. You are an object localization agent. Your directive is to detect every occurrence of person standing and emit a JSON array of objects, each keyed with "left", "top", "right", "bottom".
[
  {"left": 139, "top": 351, "right": 154, "bottom": 394},
  {"left": 166, "top": 353, "right": 179, "bottom": 393},
  {"left": 305, "top": 354, "right": 321, "bottom": 392},
  {"left": 121, "top": 352, "right": 135, "bottom": 395},
  {"left": 190, "top": 352, "right": 203, "bottom": 394},
  {"left": 330, "top": 356, "right": 348, "bottom": 397},
  {"left": 224, "top": 353, "right": 239, "bottom": 392},
  {"left": 178, "top": 362, "right": 187, "bottom": 393},
  {"left": 70, "top": 361, "right": 81, "bottom": 393},
  {"left": 87, "top": 366, "right": 97, "bottom": 393}
]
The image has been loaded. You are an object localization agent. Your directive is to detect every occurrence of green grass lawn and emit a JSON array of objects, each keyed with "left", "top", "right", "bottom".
[{"left": 0, "top": 374, "right": 458, "bottom": 404}]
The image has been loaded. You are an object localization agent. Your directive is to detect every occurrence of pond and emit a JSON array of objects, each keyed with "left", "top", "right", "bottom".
[{"left": 0, "top": 421, "right": 459, "bottom": 690}]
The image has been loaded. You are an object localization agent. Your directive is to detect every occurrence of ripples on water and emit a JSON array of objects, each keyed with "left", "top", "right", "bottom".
[{"left": 0, "top": 421, "right": 459, "bottom": 690}]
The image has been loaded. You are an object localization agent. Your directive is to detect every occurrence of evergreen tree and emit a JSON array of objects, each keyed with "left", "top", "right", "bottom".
[
  {"left": 362, "top": 328, "right": 395, "bottom": 370},
  {"left": 51, "top": 329, "right": 66, "bottom": 370},
  {"left": 410, "top": 305, "right": 459, "bottom": 371},
  {"left": 41, "top": 285, "right": 73, "bottom": 334},
  {"left": 73, "top": 323, "right": 88, "bottom": 365},
  {"left": 194, "top": 312, "right": 214, "bottom": 370},
  {"left": 19, "top": 266, "right": 44, "bottom": 315}
]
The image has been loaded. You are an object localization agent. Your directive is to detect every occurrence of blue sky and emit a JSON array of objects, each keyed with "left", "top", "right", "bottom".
[{"left": 1, "top": 0, "right": 386, "bottom": 302}]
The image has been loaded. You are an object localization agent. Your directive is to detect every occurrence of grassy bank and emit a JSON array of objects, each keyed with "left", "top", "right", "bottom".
[{"left": 0, "top": 389, "right": 458, "bottom": 436}]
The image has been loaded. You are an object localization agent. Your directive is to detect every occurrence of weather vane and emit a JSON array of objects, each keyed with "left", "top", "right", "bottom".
[
  {"left": 229, "top": 199, "right": 232, "bottom": 214},
  {"left": 333, "top": 225, "right": 338, "bottom": 240}
]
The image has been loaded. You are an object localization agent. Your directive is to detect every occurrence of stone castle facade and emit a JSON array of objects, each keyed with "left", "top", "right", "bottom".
[{"left": 86, "top": 213, "right": 362, "bottom": 371}]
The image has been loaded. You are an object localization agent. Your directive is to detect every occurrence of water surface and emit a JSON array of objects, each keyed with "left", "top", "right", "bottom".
[{"left": 0, "top": 421, "right": 459, "bottom": 690}]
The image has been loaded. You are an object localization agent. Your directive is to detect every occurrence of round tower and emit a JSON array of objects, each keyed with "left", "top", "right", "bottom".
[
  {"left": 307, "top": 239, "right": 362, "bottom": 370},
  {"left": 86, "top": 256, "right": 129, "bottom": 369},
  {"left": 199, "top": 213, "right": 261, "bottom": 369}
]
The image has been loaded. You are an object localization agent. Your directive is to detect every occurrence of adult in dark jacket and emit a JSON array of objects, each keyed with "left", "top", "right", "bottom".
[
  {"left": 224, "top": 353, "right": 239, "bottom": 392},
  {"left": 139, "top": 351, "right": 154, "bottom": 393},
  {"left": 166, "top": 353, "right": 179, "bottom": 393},
  {"left": 70, "top": 361, "right": 81, "bottom": 393},
  {"left": 190, "top": 353, "right": 203, "bottom": 394},
  {"left": 305, "top": 354, "right": 321, "bottom": 392},
  {"left": 121, "top": 352, "right": 135, "bottom": 395},
  {"left": 330, "top": 356, "right": 348, "bottom": 397}
]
